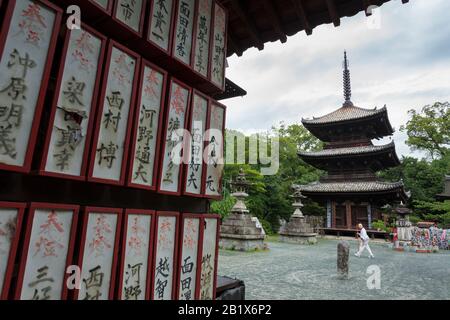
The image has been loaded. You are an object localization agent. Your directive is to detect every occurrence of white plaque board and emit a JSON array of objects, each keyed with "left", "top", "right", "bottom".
[
  {"left": 0, "top": 208, "right": 19, "bottom": 295},
  {"left": 130, "top": 65, "right": 165, "bottom": 188},
  {"left": 44, "top": 27, "right": 103, "bottom": 177},
  {"left": 0, "top": 0, "right": 56, "bottom": 167},
  {"left": 114, "top": 0, "right": 144, "bottom": 33},
  {"left": 185, "top": 93, "right": 208, "bottom": 195},
  {"left": 121, "top": 213, "right": 152, "bottom": 300},
  {"left": 193, "top": 0, "right": 213, "bottom": 77},
  {"left": 200, "top": 217, "right": 218, "bottom": 300},
  {"left": 210, "top": 3, "right": 226, "bottom": 88},
  {"left": 205, "top": 103, "right": 225, "bottom": 197},
  {"left": 78, "top": 211, "right": 119, "bottom": 300},
  {"left": 20, "top": 208, "right": 76, "bottom": 300},
  {"left": 159, "top": 81, "right": 190, "bottom": 194},
  {"left": 92, "top": 45, "right": 137, "bottom": 182},
  {"left": 153, "top": 215, "right": 177, "bottom": 300},
  {"left": 148, "top": 0, "right": 174, "bottom": 52},
  {"left": 173, "top": 0, "right": 195, "bottom": 65},
  {"left": 178, "top": 217, "right": 200, "bottom": 300}
]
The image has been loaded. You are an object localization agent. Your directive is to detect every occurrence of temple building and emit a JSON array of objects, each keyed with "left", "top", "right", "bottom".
[{"left": 296, "top": 52, "right": 408, "bottom": 233}]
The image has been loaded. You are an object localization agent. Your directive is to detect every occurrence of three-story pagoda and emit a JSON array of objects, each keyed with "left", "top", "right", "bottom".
[{"left": 296, "top": 52, "right": 408, "bottom": 232}]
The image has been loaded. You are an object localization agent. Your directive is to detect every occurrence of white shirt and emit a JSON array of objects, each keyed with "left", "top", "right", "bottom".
[{"left": 359, "top": 228, "right": 369, "bottom": 241}]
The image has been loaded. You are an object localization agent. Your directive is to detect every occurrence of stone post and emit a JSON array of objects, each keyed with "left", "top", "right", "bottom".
[{"left": 337, "top": 241, "right": 349, "bottom": 280}]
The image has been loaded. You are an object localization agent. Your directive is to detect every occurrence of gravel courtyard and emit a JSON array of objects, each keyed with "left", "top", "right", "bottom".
[{"left": 218, "top": 238, "right": 450, "bottom": 300}]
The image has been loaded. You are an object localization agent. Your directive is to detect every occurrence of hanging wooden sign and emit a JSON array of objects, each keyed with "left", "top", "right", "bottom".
[
  {"left": 40, "top": 24, "right": 106, "bottom": 181},
  {"left": 0, "top": 202, "right": 25, "bottom": 300},
  {"left": 204, "top": 101, "right": 226, "bottom": 199},
  {"left": 199, "top": 214, "right": 220, "bottom": 300},
  {"left": 209, "top": 1, "right": 227, "bottom": 91},
  {"left": 176, "top": 214, "right": 202, "bottom": 300},
  {"left": 118, "top": 209, "right": 155, "bottom": 300},
  {"left": 76, "top": 207, "right": 122, "bottom": 300},
  {"left": 112, "top": 0, "right": 147, "bottom": 37},
  {"left": 151, "top": 212, "right": 179, "bottom": 300},
  {"left": 88, "top": 41, "right": 140, "bottom": 186},
  {"left": 183, "top": 91, "right": 209, "bottom": 197},
  {"left": 192, "top": 0, "right": 213, "bottom": 78},
  {"left": 158, "top": 78, "right": 191, "bottom": 195},
  {"left": 172, "top": 0, "right": 196, "bottom": 66},
  {"left": 15, "top": 203, "right": 79, "bottom": 300},
  {"left": 147, "top": 0, "right": 176, "bottom": 54},
  {"left": 127, "top": 60, "right": 167, "bottom": 190},
  {"left": 0, "top": 0, "right": 62, "bottom": 173}
]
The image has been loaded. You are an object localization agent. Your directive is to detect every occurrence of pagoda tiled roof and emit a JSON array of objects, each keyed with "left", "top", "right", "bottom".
[
  {"left": 298, "top": 142, "right": 396, "bottom": 158},
  {"left": 294, "top": 180, "right": 405, "bottom": 193},
  {"left": 302, "top": 105, "right": 388, "bottom": 125}
]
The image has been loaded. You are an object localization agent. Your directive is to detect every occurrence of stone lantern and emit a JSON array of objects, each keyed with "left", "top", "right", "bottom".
[
  {"left": 219, "top": 169, "right": 267, "bottom": 251},
  {"left": 279, "top": 188, "right": 318, "bottom": 245}
]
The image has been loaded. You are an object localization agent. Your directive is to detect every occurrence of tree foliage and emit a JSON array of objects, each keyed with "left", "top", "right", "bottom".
[
  {"left": 400, "top": 102, "right": 450, "bottom": 159},
  {"left": 210, "top": 123, "right": 325, "bottom": 233}
]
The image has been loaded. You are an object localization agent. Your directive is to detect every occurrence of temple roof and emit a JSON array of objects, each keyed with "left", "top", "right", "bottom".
[
  {"left": 298, "top": 142, "right": 396, "bottom": 158},
  {"left": 222, "top": 0, "right": 411, "bottom": 57},
  {"left": 302, "top": 105, "right": 388, "bottom": 125},
  {"left": 295, "top": 180, "right": 405, "bottom": 194}
]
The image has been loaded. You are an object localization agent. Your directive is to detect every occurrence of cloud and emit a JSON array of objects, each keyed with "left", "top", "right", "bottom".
[{"left": 223, "top": 0, "right": 450, "bottom": 158}]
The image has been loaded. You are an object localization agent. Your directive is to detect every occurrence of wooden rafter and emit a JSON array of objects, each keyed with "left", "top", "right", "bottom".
[
  {"left": 230, "top": 0, "right": 264, "bottom": 51},
  {"left": 261, "top": 0, "right": 287, "bottom": 43},
  {"left": 290, "top": 0, "right": 312, "bottom": 35},
  {"left": 326, "top": 0, "right": 340, "bottom": 27}
]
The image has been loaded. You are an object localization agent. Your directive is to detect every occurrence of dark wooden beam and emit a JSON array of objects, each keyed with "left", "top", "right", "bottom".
[
  {"left": 363, "top": 0, "right": 372, "bottom": 16},
  {"left": 230, "top": 0, "right": 264, "bottom": 51},
  {"left": 227, "top": 33, "right": 243, "bottom": 57},
  {"left": 325, "top": 0, "right": 340, "bottom": 27},
  {"left": 290, "top": 0, "right": 312, "bottom": 35},
  {"left": 261, "top": 0, "right": 287, "bottom": 43}
]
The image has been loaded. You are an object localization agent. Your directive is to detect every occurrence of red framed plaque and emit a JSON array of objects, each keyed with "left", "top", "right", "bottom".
[
  {"left": 88, "top": 40, "right": 140, "bottom": 186},
  {"left": 127, "top": 60, "right": 167, "bottom": 191},
  {"left": 146, "top": 0, "right": 176, "bottom": 55},
  {"left": 0, "top": 0, "right": 62, "bottom": 173},
  {"left": 150, "top": 211, "right": 179, "bottom": 300},
  {"left": 39, "top": 23, "right": 107, "bottom": 181},
  {"left": 199, "top": 214, "right": 220, "bottom": 300},
  {"left": 204, "top": 101, "right": 226, "bottom": 200},
  {"left": 183, "top": 90, "right": 209, "bottom": 197},
  {"left": 118, "top": 209, "right": 155, "bottom": 300},
  {"left": 75, "top": 207, "right": 122, "bottom": 300},
  {"left": 191, "top": 0, "right": 213, "bottom": 79},
  {"left": 176, "top": 213, "right": 202, "bottom": 300},
  {"left": 172, "top": 0, "right": 196, "bottom": 68},
  {"left": 209, "top": 0, "right": 227, "bottom": 91},
  {"left": 157, "top": 78, "right": 192, "bottom": 196},
  {"left": 112, "top": 0, "right": 147, "bottom": 38},
  {"left": 0, "top": 201, "right": 26, "bottom": 300},
  {"left": 15, "top": 203, "right": 79, "bottom": 300}
]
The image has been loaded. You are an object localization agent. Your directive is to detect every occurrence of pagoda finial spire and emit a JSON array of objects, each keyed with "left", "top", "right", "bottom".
[{"left": 343, "top": 51, "right": 353, "bottom": 107}]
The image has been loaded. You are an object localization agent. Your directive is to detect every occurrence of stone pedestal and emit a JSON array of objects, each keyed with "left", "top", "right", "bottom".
[
  {"left": 220, "top": 213, "right": 266, "bottom": 251},
  {"left": 219, "top": 169, "right": 267, "bottom": 251},
  {"left": 279, "top": 189, "right": 317, "bottom": 245},
  {"left": 279, "top": 216, "right": 318, "bottom": 245}
]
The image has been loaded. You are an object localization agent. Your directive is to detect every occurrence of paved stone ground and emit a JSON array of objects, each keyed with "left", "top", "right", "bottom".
[{"left": 218, "top": 238, "right": 450, "bottom": 300}]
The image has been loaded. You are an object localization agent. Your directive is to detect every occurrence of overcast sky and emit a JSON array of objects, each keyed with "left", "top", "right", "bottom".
[{"left": 223, "top": 0, "right": 450, "bottom": 158}]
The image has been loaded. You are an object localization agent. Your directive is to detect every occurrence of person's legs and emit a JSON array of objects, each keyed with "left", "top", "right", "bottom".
[
  {"left": 365, "top": 241, "right": 374, "bottom": 257},
  {"left": 355, "top": 241, "right": 364, "bottom": 256}
]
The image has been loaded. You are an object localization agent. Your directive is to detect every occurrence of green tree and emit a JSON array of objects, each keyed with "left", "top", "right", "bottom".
[{"left": 400, "top": 102, "right": 450, "bottom": 159}]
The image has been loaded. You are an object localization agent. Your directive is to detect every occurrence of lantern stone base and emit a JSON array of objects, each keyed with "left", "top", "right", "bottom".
[
  {"left": 279, "top": 233, "right": 318, "bottom": 245},
  {"left": 279, "top": 216, "right": 318, "bottom": 245},
  {"left": 219, "top": 213, "right": 267, "bottom": 251}
]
